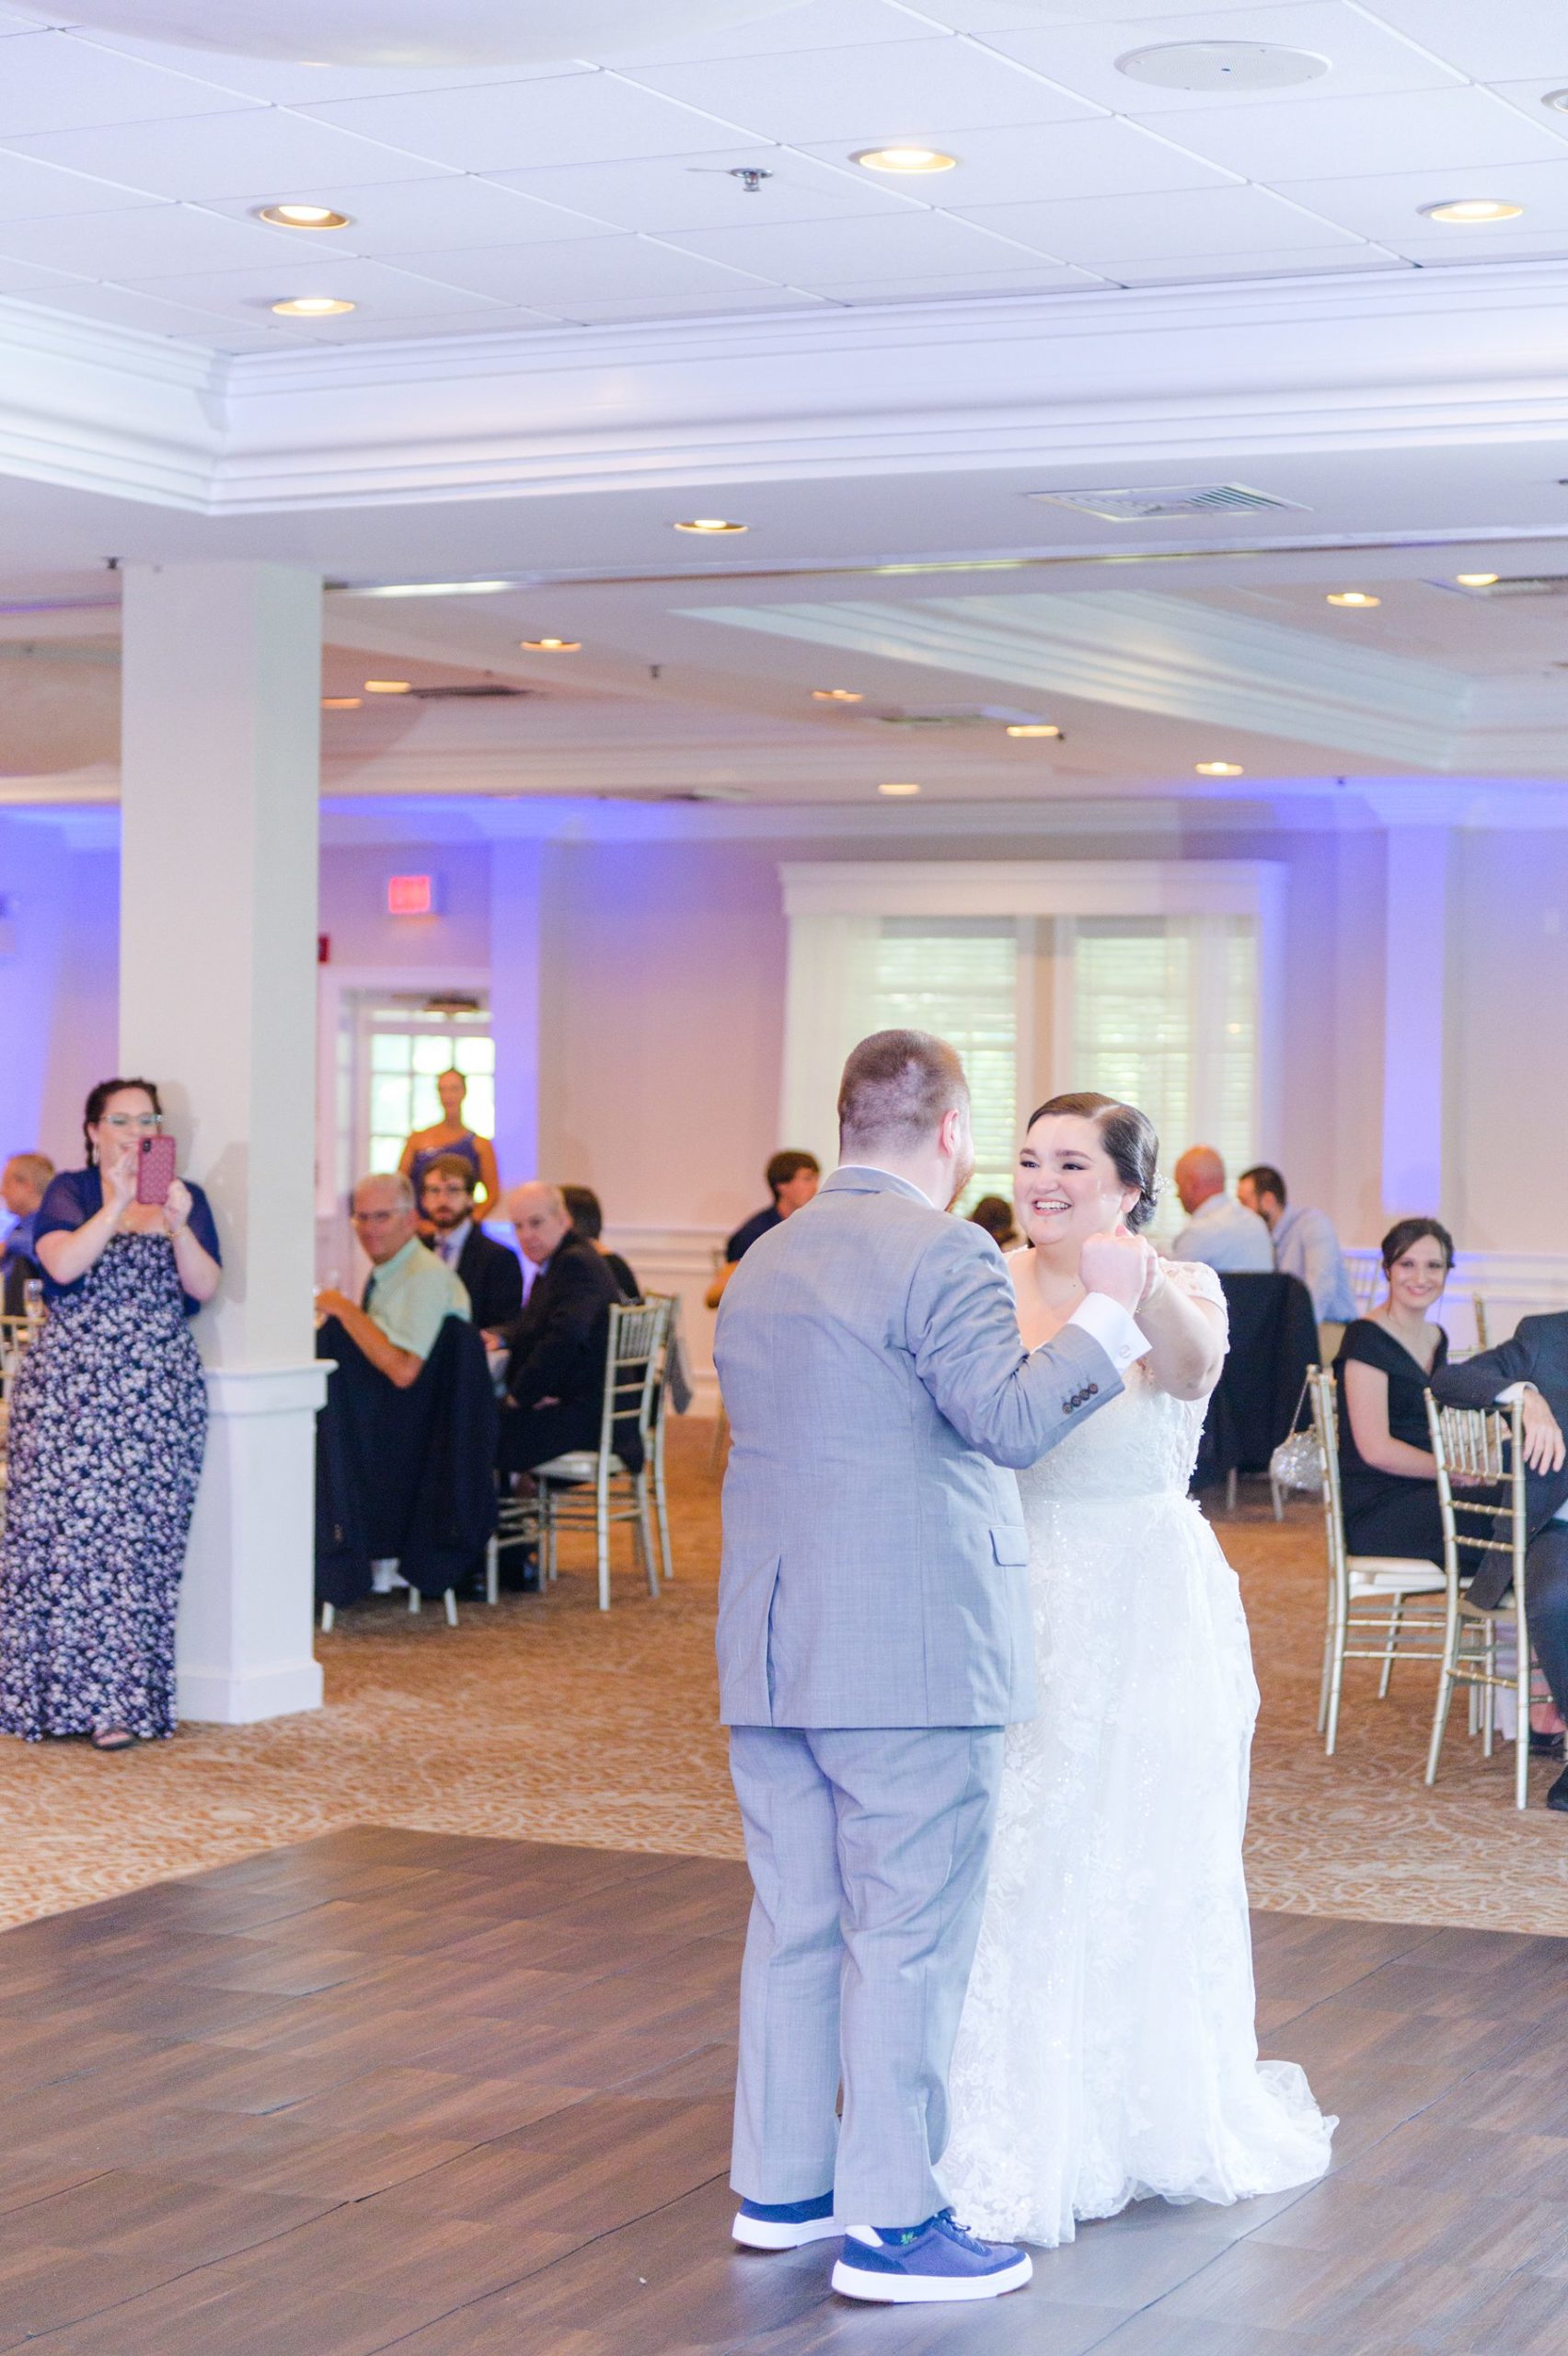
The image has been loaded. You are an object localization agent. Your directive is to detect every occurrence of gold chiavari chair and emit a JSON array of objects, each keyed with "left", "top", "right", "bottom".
[
  {"left": 1309, "top": 1369, "right": 1449, "bottom": 1757},
  {"left": 533, "top": 1297, "right": 673, "bottom": 1612},
  {"left": 1424, "top": 1393, "right": 1532, "bottom": 1811}
]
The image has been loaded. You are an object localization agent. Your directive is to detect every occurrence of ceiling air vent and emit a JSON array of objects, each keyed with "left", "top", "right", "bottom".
[
  {"left": 409, "top": 682, "right": 536, "bottom": 700},
  {"left": 1029, "top": 483, "right": 1308, "bottom": 522},
  {"left": 869, "top": 704, "right": 1040, "bottom": 727}
]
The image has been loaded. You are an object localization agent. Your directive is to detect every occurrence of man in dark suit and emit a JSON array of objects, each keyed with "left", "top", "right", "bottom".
[
  {"left": 497, "top": 1181, "right": 622, "bottom": 1475},
  {"left": 1432, "top": 1315, "right": 1568, "bottom": 1813},
  {"left": 421, "top": 1154, "right": 523, "bottom": 1333}
]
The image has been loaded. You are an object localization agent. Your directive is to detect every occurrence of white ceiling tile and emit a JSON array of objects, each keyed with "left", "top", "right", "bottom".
[
  {"left": 664, "top": 208, "right": 1055, "bottom": 279},
  {"left": 0, "top": 106, "right": 458, "bottom": 201},
  {"left": 808, "top": 264, "right": 1105, "bottom": 299},
  {"left": 206, "top": 174, "right": 609, "bottom": 256},
  {"left": 547, "top": 289, "right": 829, "bottom": 322},
  {"left": 951, "top": 181, "right": 1363, "bottom": 261},
  {"left": 1353, "top": 1, "right": 1568, "bottom": 82},
  {"left": 1271, "top": 157, "right": 1568, "bottom": 243},
  {"left": 488, "top": 148, "right": 920, "bottom": 233},
  {"left": 0, "top": 29, "right": 258, "bottom": 135},
  {"left": 1152, "top": 85, "right": 1568, "bottom": 182},
  {"left": 0, "top": 148, "right": 160, "bottom": 220},
  {"left": 381, "top": 234, "right": 777, "bottom": 306},
  {"left": 801, "top": 115, "right": 1238, "bottom": 205},
  {"left": 1487, "top": 84, "right": 1568, "bottom": 140},
  {"left": 9, "top": 276, "right": 288, "bottom": 344},
  {"left": 626, "top": 37, "right": 1102, "bottom": 144},
  {"left": 985, "top": 4, "right": 1460, "bottom": 114},
  {"left": 0, "top": 200, "right": 312, "bottom": 277},
  {"left": 1096, "top": 243, "right": 1402, "bottom": 283},
  {"left": 58, "top": 30, "right": 587, "bottom": 106},
  {"left": 605, "top": 0, "right": 933, "bottom": 66},
  {"left": 117, "top": 254, "right": 511, "bottom": 321},
  {"left": 298, "top": 72, "right": 752, "bottom": 174},
  {"left": 0, "top": 251, "right": 77, "bottom": 291}
]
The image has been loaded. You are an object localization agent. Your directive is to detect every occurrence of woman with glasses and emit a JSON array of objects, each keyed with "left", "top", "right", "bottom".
[{"left": 0, "top": 1078, "right": 220, "bottom": 1751}]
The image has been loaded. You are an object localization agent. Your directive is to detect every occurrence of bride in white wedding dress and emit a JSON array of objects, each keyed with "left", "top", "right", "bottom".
[{"left": 941, "top": 1091, "right": 1334, "bottom": 2249}]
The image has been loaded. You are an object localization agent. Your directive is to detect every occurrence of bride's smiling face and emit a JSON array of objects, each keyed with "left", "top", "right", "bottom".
[{"left": 1016, "top": 1114, "right": 1138, "bottom": 1252}]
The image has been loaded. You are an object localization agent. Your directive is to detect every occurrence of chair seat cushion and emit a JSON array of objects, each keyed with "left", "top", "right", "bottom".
[
  {"left": 535, "top": 1451, "right": 628, "bottom": 1481},
  {"left": 1345, "top": 1556, "right": 1447, "bottom": 1594}
]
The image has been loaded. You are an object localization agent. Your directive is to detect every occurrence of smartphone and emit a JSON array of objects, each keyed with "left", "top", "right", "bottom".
[{"left": 136, "top": 1133, "right": 178, "bottom": 1207}]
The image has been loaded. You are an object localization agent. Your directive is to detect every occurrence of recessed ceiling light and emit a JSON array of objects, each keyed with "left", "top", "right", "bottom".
[
  {"left": 1419, "top": 198, "right": 1523, "bottom": 225},
  {"left": 878, "top": 780, "right": 922, "bottom": 796},
  {"left": 519, "top": 637, "right": 581, "bottom": 651},
  {"left": 271, "top": 294, "right": 354, "bottom": 316},
  {"left": 363, "top": 678, "right": 412, "bottom": 694},
  {"left": 1006, "top": 722, "right": 1061, "bottom": 738},
  {"left": 813, "top": 687, "right": 863, "bottom": 701},
  {"left": 1116, "top": 40, "right": 1327, "bottom": 93},
  {"left": 1326, "top": 590, "right": 1379, "bottom": 606},
  {"left": 1455, "top": 572, "right": 1499, "bottom": 587},
  {"left": 1544, "top": 89, "right": 1568, "bottom": 112},
  {"left": 853, "top": 146, "right": 957, "bottom": 175},
  {"left": 674, "top": 517, "right": 747, "bottom": 533},
  {"left": 257, "top": 202, "right": 351, "bottom": 229},
  {"left": 320, "top": 695, "right": 362, "bottom": 710},
  {"left": 1195, "top": 760, "right": 1244, "bottom": 777}
]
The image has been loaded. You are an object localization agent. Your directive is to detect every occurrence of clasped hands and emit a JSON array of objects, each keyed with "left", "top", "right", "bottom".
[{"left": 1078, "top": 1227, "right": 1161, "bottom": 1314}]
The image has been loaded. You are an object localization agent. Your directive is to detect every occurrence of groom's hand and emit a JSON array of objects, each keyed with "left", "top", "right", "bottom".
[{"left": 1079, "top": 1230, "right": 1154, "bottom": 1311}]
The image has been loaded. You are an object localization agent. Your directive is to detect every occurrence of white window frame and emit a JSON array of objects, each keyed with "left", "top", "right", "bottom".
[{"left": 778, "top": 860, "right": 1284, "bottom": 1166}]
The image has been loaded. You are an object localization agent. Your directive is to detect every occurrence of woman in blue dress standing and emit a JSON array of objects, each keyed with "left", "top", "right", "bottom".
[{"left": 0, "top": 1078, "right": 221, "bottom": 1750}]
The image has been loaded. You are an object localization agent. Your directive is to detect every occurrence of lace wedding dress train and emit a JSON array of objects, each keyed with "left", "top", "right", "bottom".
[{"left": 941, "top": 1258, "right": 1334, "bottom": 2247}]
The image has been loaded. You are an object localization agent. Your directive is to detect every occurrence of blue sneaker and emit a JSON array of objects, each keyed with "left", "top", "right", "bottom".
[
  {"left": 832, "top": 2210, "right": 1032, "bottom": 2303},
  {"left": 732, "top": 2190, "right": 839, "bottom": 2250}
]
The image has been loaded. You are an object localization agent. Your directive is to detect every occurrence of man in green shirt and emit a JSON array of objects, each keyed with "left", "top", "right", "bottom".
[{"left": 317, "top": 1172, "right": 470, "bottom": 1388}]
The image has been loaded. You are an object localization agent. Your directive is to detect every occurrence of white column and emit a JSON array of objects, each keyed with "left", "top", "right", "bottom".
[
  {"left": 120, "top": 562, "right": 326, "bottom": 1724},
  {"left": 489, "top": 836, "right": 542, "bottom": 1197},
  {"left": 1380, "top": 823, "right": 1449, "bottom": 1218}
]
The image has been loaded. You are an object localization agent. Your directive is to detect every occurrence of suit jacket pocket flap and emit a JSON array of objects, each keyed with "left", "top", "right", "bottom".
[{"left": 990, "top": 1524, "right": 1030, "bottom": 1566}]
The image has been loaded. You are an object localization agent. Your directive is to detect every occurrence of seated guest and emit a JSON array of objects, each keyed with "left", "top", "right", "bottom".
[
  {"left": 1238, "top": 1163, "right": 1355, "bottom": 1323},
  {"left": 704, "top": 1149, "right": 820, "bottom": 1310},
  {"left": 1, "top": 1150, "right": 53, "bottom": 1316},
  {"left": 1432, "top": 1315, "right": 1568, "bottom": 1812},
  {"left": 1171, "top": 1145, "right": 1273, "bottom": 1274},
  {"left": 969, "top": 1194, "right": 1020, "bottom": 1253},
  {"left": 316, "top": 1172, "right": 469, "bottom": 1389},
  {"left": 1334, "top": 1218, "right": 1458, "bottom": 1566},
  {"left": 421, "top": 1154, "right": 523, "bottom": 1332},
  {"left": 563, "top": 1183, "right": 640, "bottom": 1300},
  {"left": 498, "top": 1182, "right": 624, "bottom": 1473}
]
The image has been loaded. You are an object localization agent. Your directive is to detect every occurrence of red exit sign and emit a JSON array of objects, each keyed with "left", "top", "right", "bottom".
[{"left": 387, "top": 873, "right": 433, "bottom": 917}]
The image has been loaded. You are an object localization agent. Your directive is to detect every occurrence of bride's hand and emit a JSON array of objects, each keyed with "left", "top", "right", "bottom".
[{"left": 1079, "top": 1229, "right": 1154, "bottom": 1311}]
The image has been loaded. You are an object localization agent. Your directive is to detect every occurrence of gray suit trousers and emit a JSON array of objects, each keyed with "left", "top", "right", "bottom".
[{"left": 728, "top": 1722, "right": 1003, "bottom": 2226}]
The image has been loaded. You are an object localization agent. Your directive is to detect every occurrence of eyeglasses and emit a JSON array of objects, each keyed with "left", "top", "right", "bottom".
[
  {"left": 352, "top": 1208, "right": 406, "bottom": 1226},
  {"left": 101, "top": 1113, "right": 160, "bottom": 1130}
]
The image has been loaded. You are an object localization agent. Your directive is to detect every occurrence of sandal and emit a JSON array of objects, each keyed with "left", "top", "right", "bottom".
[{"left": 90, "top": 1727, "right": 135, "bottom": 1752}]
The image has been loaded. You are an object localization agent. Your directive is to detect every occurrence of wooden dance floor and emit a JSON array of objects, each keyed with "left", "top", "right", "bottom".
[{"left": 0, "top": 1830, "right": 1564, "bottom": 2355}]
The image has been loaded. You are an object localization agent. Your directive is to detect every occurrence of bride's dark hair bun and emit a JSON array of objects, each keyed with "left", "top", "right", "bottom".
[{"left": 1025, "top": 1091, "right": 1160, "bottom": 1233}]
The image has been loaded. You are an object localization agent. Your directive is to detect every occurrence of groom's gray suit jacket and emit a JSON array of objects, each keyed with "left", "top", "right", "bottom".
[{"left": 715, "top": 1165, "right": 1126, "bottom": 1729}]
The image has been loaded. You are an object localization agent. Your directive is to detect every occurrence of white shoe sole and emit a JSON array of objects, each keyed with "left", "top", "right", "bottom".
[
  {"left": 732, "top": 2211, "right": 841, "bottom": 2250},
  {"left": 832, "top": 2252, "right": 1033, "bottom": 2303}
]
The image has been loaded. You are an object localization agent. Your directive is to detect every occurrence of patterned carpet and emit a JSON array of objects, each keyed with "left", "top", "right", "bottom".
[{"left": 0, "top": 1421, "right": 1562, "bottom": 1933}]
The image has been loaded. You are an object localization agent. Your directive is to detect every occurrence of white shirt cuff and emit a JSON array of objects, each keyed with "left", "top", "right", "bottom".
[
  {"left": 1495, "top": 1381, "right": 1530, "bottom": 1404},
  {"left": 1066, "top": 1292, "right": 1150, "bottom": 1369}
]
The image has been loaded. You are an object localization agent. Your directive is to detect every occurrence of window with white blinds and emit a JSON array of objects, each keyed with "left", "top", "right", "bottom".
[
  {"left": 1068, "top": 915, "right": 1257, "bottom": 1232},
  {"left": 873, "top": 920, "right": 1019, "bottom": 1207}
]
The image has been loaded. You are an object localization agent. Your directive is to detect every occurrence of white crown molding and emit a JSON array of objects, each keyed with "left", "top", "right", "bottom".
[
  {"left": 10, "top": 258, "right": 1568, "bottom": 516},
  {"left": 780, "top": 857, "right": 1280, "bottom": 921}
]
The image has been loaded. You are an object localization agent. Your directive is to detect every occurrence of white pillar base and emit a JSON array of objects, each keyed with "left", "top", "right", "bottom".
[{"left": 176, "top": 1362, "right": 329, "bottom": 1727}]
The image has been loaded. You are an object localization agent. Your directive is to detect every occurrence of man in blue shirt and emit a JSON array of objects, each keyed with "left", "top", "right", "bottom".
[
  {"left": 1239, "top": 1163, "right": 1355, "bottom": 1323},
  {"left": 1, "top": 1151, "right": 53, "bottom": 1316},
  {"left": 705, "top": 1149, "right": 820, "bottom": 1311}
]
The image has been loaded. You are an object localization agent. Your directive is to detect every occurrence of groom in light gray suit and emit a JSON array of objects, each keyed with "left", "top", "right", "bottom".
[{"left": 716, "top": 1030, "right": 1152, "bottom": 2304}]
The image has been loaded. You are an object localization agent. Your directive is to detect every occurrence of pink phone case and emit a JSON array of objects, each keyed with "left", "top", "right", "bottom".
[{"left": 136, "top": 1133, "right": 178, "bottom": 1207}]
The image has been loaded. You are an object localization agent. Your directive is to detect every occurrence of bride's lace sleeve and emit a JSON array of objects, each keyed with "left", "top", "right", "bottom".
[{"left": 1161, "top": 1255, "right": 1229, "bottom": 1341}]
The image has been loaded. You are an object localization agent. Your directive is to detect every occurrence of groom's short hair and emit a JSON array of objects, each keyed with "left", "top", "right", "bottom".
[{"left": 838, "top": 1030, "right": 968, "bottom": 1153}]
